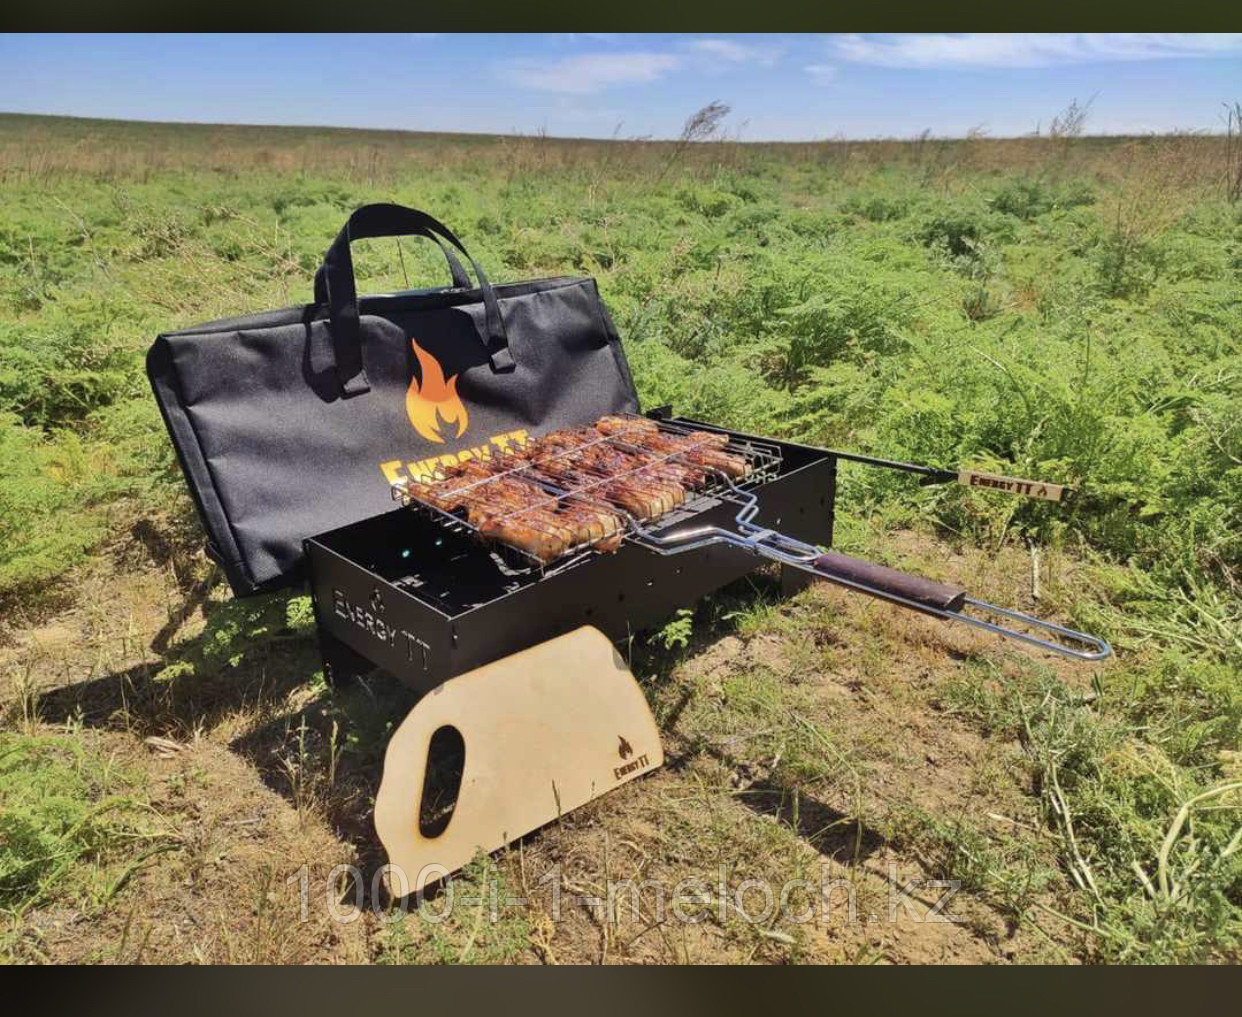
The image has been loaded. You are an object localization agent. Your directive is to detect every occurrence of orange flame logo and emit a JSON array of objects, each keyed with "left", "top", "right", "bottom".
[{"left": 406, "top": 338, "right": 468, "bottom": 443}]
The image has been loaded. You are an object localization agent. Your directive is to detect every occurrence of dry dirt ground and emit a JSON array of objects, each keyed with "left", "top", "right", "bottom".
[{"left": 1, "top": 527, "right": 1107, "bottom": 964}]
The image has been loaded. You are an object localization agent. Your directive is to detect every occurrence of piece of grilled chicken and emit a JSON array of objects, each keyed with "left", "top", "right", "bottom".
[
  {"left": 408, "top": 457, "right": 624, "bottom": 562},
  {"left": 595, "top": 416, "right": 749, "bottom": 478},
  {"left": 542, "top": 427, "right": 712, "bottom": 491},
  {"left": 528, "top": 430, "right": 687, "bottom": 519}
]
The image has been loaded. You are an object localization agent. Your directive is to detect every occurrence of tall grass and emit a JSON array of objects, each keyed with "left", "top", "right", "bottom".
[{"left": 1, "top": 112, "right": 1234, "bottom": 187}]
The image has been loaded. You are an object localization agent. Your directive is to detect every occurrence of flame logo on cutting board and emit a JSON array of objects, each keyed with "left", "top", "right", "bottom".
[{"left": 406, "top": 338, "right": 468, "bottom": 443}]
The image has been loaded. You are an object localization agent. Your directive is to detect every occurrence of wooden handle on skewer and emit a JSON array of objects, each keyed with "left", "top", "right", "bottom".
[
  {"left": 811, "top": 551, "right": 967, "bottom": 613},
  {"left": 958, "top": 470, "right": 1067, "bottom": 502}
]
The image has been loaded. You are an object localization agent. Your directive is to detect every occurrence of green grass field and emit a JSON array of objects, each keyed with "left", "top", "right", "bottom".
[{"left": 1, "top": 111, "right": 1240, "bottom": 964}]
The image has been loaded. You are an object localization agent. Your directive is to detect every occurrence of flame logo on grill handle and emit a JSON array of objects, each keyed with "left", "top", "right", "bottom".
[{"left": 406, "top": 338, "right": 468, "bottom": 444}]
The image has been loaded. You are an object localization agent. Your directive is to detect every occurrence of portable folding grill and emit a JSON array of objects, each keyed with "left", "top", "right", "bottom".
[
  {"left": 310, "top": 409, "right": 1109, "bottom": 891},
  {"left": 149, "top": 202, "right": 1111, "bottom": 892},
  {"left": 308, "top": 410, "right": 1108, "bottom": 696}
]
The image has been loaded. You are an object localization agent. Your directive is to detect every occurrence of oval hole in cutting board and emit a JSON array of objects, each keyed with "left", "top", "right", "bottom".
[{"left": 419, "top": 725, "right": 466, "bottom": 838}]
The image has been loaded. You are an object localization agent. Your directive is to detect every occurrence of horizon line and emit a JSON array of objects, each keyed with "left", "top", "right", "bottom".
[{"left": 1, "top": 110, "right": 1233, "bottom": 145}]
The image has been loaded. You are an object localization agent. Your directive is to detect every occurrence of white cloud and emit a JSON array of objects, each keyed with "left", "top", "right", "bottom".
[
  {"left": 687, "top": 38, "right": 781, "bottom": 67},
  {"left": 832, "top": 33, "right": 1242, "bottom": 70},
  {"left": 804, "top": 64, "right": 837, "bottom": 85},
  {"left": 497, "top": 52, "right": 682, "bottom": 94},
  {"left": 496, "top": 36, "right": 785, "bottom": 96}
]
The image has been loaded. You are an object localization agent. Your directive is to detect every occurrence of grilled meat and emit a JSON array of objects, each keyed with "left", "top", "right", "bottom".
[
  {"left": 528, "top": 430, "right": 687, "bottom": 519},
  {"left": 401, "top": 416, "right": 752, "bottom": 564},
  {"left": 476, "top": 517, "right": 571, "bottom": 563},
  {"left": 596, "top": 415, "right": 730, "bottom": 449},
  {"left": 407, "top": 456, "right": 625, "bottom": 562},
  {"left": 594, "top": 416, "right": 748, "bottom": 478}
]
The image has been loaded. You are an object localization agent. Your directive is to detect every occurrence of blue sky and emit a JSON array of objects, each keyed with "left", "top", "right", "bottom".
[{"left": 2, "top": 33, "right": 1240, "bottom": 140}]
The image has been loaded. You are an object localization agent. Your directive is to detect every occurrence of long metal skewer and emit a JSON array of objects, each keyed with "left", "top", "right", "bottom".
[{"left": 626, "top": 473, "right": 1112, "bottom": 662}]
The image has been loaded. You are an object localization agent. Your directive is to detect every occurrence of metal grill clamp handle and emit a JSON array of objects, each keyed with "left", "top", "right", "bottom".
[{"left": 628, "top": 478, "right": 1112, "bottom": 663}]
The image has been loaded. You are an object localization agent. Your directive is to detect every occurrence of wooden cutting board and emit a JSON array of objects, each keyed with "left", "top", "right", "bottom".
[{"left": 374, "top": 626, "right": 663, "bottom": 895}]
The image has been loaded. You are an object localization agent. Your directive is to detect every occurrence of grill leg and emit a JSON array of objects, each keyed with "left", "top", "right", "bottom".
[
  {"left": 318, "top": 628, "right": 372, "bottom": 688},
  {"left": 780, "top": 563, "right": 814, "bottom": 597}
]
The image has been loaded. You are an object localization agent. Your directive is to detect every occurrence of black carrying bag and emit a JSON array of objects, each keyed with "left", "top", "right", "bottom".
[{"left": 147, "top": 203, "right": 639, "bottom": 596}]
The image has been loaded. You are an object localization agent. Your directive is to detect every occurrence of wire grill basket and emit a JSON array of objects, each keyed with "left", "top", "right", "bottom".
[{"left": 392, "top": 414, "right": 782, "bottom": 571}]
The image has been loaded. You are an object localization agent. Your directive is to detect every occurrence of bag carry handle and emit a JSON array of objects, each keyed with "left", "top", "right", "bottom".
[
  {"left": 317, "top": 203, "right": 513, "bottom": 395},
  {"left": 316, "top": 230, "right": 471, "bottom": 298}
]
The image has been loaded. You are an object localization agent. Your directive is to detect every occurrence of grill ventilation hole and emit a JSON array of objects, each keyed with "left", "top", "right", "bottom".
[{"left": 418, "top": 725, "right": 466, "bottom": 838}]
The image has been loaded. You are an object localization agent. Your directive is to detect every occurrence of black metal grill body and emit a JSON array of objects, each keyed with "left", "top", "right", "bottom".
[{"left": 306, "top": 417, "right": 836, "bottom": 692}]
